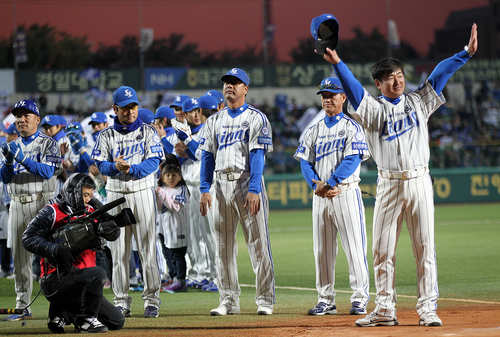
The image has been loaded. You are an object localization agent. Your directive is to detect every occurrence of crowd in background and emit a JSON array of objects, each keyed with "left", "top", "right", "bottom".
[{"left": 2, "top": 79, "right": 499, "bottom": 175}]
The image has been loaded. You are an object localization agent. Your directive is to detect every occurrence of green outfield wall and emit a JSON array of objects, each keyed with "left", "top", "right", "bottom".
[{"left": 266, "top": 167, "right": 500, "bottom": 209}]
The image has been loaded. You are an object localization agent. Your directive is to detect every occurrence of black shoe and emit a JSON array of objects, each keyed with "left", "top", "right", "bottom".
[
  {"left": 48, "top": 316, "right": 66, "bottom": 334},
  {"left": 75, "top": 317, "right": 108, "bottom": 333}
]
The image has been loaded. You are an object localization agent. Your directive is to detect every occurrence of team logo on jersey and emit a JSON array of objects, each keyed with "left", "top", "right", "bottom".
[
  {"left": 354, "top": 132, "right": 364, "bottom": 142},
  {"left": 136, "top": 134, "right": 143, "bottom": 141},
  {"left": 153, "top": 134, "right": 161, "bottom": 144},
  {"left": 242, "top": 121, "right": 249, "bottom": 129},
  {"left": 124, "top": 89, "right": 133, "bottom": 97},
  {"left": 296, "top": 146, "right": 305, "bottom": 154},
  {"left": 381, "top": 111, "right": 419, "bottom": 141},
  {"left": 217, "top": 129, "right": 250, "bottom": 150},
  {"left": 49, "top": 145, "right": 58, "bottom": 155},
  {"left": 338, "top": 130, "right": 345, "bottom": 137},
  {"left": 260, "top": 126, "right": 269, "bottom": 136},
  {"left": 315, "top": 138, "right": 346, "bottom": 161}
]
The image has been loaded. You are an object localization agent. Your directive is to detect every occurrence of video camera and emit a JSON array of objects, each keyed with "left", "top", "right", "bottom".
[{"left": 51, "top": 197, "right": 136, "bottom": 251}]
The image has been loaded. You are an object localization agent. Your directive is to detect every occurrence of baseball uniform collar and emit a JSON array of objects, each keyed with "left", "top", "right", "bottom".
[
  {"left": 190, "top": 123, "right": 204, "bottom": 134},
  {"left": 227, "top": 103, "right": 248, "bottom": 118},
  {"left": 21, "top": 130, "right": 40, "bottom": 145},
  {"left": 52, "top": 130, "right": 66, "bottom": 142},
  {"left": 113, "top": 115, "right": 142, "bottom": 134},
  {"left": 382, "top": 95, "right": 401, "bottom": 105},
  {"left": 324, "top": 112, "right": 343, "bottom": 128}
]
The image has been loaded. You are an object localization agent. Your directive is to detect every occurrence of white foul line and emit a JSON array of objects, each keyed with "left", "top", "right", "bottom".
[{"left": 240, "top": 284, "right": 500, "bottom": 305}]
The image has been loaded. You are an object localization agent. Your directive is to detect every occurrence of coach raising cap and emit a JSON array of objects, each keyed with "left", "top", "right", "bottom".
[
  {"left": 310, "top": 14, "right": 339, "bottom": 55},
  {"left": 220, "top": 68, "right": 250, "bottom": 86},
  {"left": 316, "top": 77, "right": 344, "bottom": 95}
]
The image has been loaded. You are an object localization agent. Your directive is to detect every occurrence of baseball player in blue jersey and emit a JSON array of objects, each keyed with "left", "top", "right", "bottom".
[
  {"left": 0, "top": 100, "right": 61, "bottom": 321},
  {"left": 314, "top": 14, "right": 478, "bottom": 327},
  {"left": 199, "top": 68, "right": 275, "bottom": 316},
  {"left": 153, "top": 106, "right": 176, "bottom": 154},
  {"left": 294, "top": 77, "right": 370, "bottom": 316},
  {"left": 91, "top": 86, "right": 164, "bottom": 318}
]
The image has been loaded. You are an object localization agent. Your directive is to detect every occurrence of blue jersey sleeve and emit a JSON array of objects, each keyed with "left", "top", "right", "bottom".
[
  {"left": 428, "top": 50, "right": 471, "bottom": 96},
  {"left": 129, "top": 157, "right": 162, "bottom": 178},
  {"left": 300, "top": 159, "right": 320, "bottom": 190},
  {"left": 248, "top": 149, "right": 265, "bottom": 194},
  {"left": 161, "top": 137, "right": 173, "bottom": 154},
  {"left": 184, "top": 140, "right": 199, "bottom": 161},
  {"left": 0, "top": 163, "right": 14, "bottom": 184},
  {"left": 328, "top": 154, "right": 362, "bottom": 186},
  {"left": 200, "top": 150, "right": 215, "bottom": 193},
  {"left": 22, "top": 158, "right": 56, "bottom": 179},
  {"left": 333, "top": 61, "right": 365, "bottom": 111},
  {"left": 95, "top": 160, "right": 121, "bottom": 176},
  {"left": 80, "top": 151, "right": 95, "bottom": 167}
]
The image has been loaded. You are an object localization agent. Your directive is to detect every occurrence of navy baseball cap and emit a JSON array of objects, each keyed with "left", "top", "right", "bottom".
[
  {"left": 221, "top": 68, "right": 250, "bottom": 86},
  {"left": 311, "top": 14, "right": 339, "bottom": 55},
  {"left": 113, "top": 86, "right": 139, "bottom": 107},
  {"left": 11, "top": 99, "right": 40, "bottom": 116},
  {"left": 65, "top": 121, "right": 83, "bottom": 135},
  {"left": 317, "top": 77, "right": 344, "bottom": 95},
  {"left": 198, "top": 95, "right": 218, "bottom": 110},
  {"left": 138, "top": 108, "right": 155, "bottom": 124},
  {"left": 88, "top": 112, "right": 107, "bottom": 125},
  {"left": 41, "top": 115, "right": 60, "bottom": 126},
  {"left": 170, "top": 95, "right": 190, "bottom": 109},
  {"left": 155, "top": 106, "right": 176, "bottom": 119},
  {"left": 6, "top": 124, "right": 20, "bottom": 136},
  {"left": 182, "top": 98, "right": 199, "bottom": 112},
  {"left": 205, "top": 90, "right": 224, "bottom": 103}
]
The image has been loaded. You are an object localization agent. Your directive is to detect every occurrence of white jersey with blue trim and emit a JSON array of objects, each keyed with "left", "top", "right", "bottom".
[
  {"left": 199, "top": 105, "right": 273, "bottom": 172},
  {"left": 91, "top": 123, "right": 164, "bottom": 193},
  {"left": 348, "top": 81, "right": 445, "bottom": 171},
  {"left": 294, "top": 113, "right": 369, "bottom": 184},
  {"left": 7, "top": 133, "right": 61, "bottom": 195},
  {"left": 181, "top": 125, "right": 204, "bottom": 186}
]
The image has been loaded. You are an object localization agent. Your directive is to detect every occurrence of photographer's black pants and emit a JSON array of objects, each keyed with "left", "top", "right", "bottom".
[{"left": 41, "top": 266, "right": 124, "bottom": 330}]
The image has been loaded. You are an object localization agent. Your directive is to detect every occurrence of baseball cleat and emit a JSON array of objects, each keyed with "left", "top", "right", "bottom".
[
  {"left": 355, "top": 312, "right": 399, "bottom": 327},
  {"left": 257, "top": 305, "right": 273, "bottom": 315},
  {"left": 201, "top": 281, "right": 218, "bottom": 292},
  {"left": 116, "top": 306, "right": 131, "bottom": 317},
  {"left": 419, "top": 312, "right": 442, "bottom": 326},
  {"left": 350, "top": 301, "right": 367, "bottom": 315},
  {"left": 308, "top": 302, "right": 337, "bottom": 316},
  {"left": 2, "top": 309, "right": 33, "bottom": 321},
  {"left": 143, "top": 306, "right": 159, "bottom": 318},
  {"left": 210, "top": 305, "right": 241, "bottom": 316}
]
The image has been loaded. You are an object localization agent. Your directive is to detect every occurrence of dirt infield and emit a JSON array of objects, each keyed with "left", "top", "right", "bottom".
[{"left": 154, "top": 305, "right": 500, "bottom": 337}]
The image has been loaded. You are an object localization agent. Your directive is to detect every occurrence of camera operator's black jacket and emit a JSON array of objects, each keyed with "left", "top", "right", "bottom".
[{"left": 22, "top": 198, "right": 78, "bottom": 265}]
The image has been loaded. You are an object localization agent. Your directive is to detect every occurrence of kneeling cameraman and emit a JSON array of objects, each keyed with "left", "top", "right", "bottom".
[{"left": 22, "top": 173, "right": 125, "bottom": 333}]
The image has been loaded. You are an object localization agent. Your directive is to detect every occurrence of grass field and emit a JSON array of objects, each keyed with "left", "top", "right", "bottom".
[{"left": 0, "top": 202, "right": 499, "bottom": 335}]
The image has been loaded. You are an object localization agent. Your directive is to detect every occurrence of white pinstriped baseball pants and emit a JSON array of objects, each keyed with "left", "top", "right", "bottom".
[
  {"left": 212, "top": 175, "right": 275, "bottom": 310},
  {"left": 107, "top": 189, "right": 161, "bottom": 310},
  {"left": 312, "top": 186, "right": 370, "bottom": 306},
  {"left": 372, "top": 174, "right": 438, "bottom": 317},
  {"left": 9, "top": 197, "right": 54, "bottom": 310}
]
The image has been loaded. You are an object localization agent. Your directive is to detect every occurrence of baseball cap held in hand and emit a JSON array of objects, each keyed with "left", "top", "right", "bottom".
[
  {"left": 113, "top": 86, "right": 139, "bottom": 107},
  {"left": 311, "top": 14, "right": 339, "bottom": 55}
]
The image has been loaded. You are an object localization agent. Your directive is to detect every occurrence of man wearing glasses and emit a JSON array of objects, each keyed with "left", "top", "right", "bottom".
[
  {"left": 294, "top": 77, "right": 370, "bottom": 317},
  {"left": 91, "top": 86, "right": 164, "bottom": 318}
]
